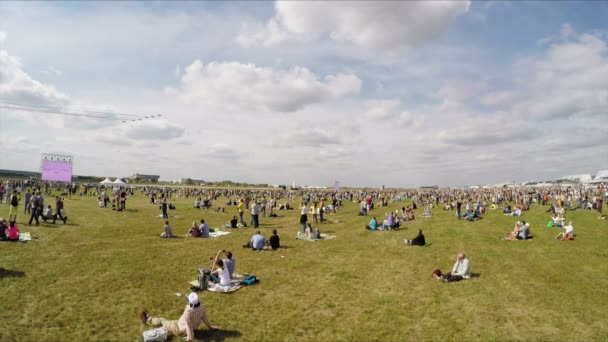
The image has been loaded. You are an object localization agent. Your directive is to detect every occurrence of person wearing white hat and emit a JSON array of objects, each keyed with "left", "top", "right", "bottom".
[{"left": 141, "top": 292, "right": 219, "bottom": 340}]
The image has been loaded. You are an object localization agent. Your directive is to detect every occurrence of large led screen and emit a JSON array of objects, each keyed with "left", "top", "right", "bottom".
[{"left": 41, "top": 160, "right": 73, "bottom": 182}]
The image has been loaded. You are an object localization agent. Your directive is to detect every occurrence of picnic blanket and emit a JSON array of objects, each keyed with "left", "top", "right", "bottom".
[
  {"left": 188, "top": 273, "right": 248, "bottom": 293},
  {"left": 298, "top": 233, "right": 337, "bottom": 241},
  {"left": 209, "top": 231, "right": 231, "bottom": 238},
  {"left": 19, "top": 232, "right": 32, "bottom": 242}
]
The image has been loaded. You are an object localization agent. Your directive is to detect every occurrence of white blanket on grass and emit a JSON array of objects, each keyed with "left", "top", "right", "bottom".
[
  {"left": 189, "top": 273, "right": 247, "bottom": 293},
  {"left": 209, "top": 231, "right": 231, "bottom": 238},
  {"left": 298, "top": 234, "right": 336, "bottom": 241}
]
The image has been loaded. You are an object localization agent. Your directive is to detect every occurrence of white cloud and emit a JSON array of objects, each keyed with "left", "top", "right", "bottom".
[
  {"left": 166, "top": 60, "right": 361, "bottom": 112},
  {"left": 364, "top": 99, "right": 401, "bottom": 120},
  {"left": 121, "top": 119, "right": 185, "bottom": 140},
  {"left": 237, "top": 1, "right": 470, "bottom": 50},
  {"left": 480, "top": 90, "right": 515, "bottom": 106},
  {"left": 0, "top": 43, "right": 69, "bottom": 106},
  {"left": 0, "top": 32, "right": 6, "bottom": 46}
]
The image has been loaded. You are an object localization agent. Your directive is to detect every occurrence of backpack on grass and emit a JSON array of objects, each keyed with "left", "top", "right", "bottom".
[{"left": 241, "top": 275, "right": 258, "bottom": 286}]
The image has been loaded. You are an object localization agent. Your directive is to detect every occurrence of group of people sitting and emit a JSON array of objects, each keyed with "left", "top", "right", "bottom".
[{"left": 503, "top": 204, "right": 523, "bottom": 217}]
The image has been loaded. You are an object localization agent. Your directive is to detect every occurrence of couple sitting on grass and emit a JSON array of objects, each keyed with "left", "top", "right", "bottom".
[
  {"left": 502, "top": 221, "right": 530, "bottom": 240},
  {"left": 186, "top": 220, "right": 211, "bottom": 238},
  {"left": 0, "top": 218, "right": 19, "bottom": 242},
  {"left": 432, "top": 253, "right": 471, "bottom": 282},
  {"left": 243, "top": 230, "right": 281, "bottom": 251},
  {"left": 209, "top": 250, "right": 235, "bottom": 286}
]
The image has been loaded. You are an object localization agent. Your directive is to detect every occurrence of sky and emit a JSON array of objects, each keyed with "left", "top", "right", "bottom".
[{"left": 0, "top": 1, "right": 607, "bottom": 187}]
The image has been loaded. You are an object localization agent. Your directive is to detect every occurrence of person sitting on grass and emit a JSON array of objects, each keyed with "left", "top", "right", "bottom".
[
  {"left": 187, "top": 221, "right": 201, "bottom": 237},
  {"left": 433, "top": 253, "right": 471, "bottom": 282},
  {"left": 552, "top": 215, "right": 564, "bottom": 228},
  {"left": 556, "top": 221, "right": 575, "bottom": 240},
  {"left": 404, "top": 229, "right": 426, "bottom": 246},
  {"left": 209, "top": 259, "right": 231, "bottom": 286},
  {"left": 503, "top": 221, "right": 529, "bottom": 240},
  {"left": 6, "top": 221, "right": 19, "bottom": 242},
  {"left": 224, "top": 216, "right": 238, "bottom": 229},
  {"left": 266, "top": 229, "right": 280, "bottom": 250},
  {"left": 422, "top": 205, "right": 431, "bottom": 217},
  {"left": 365, "top": 217, "right": 378, "bottom": 230},
  {"left": 199, "top": 219, "right": 210, "bottom": 238},
  {"left": 503, "top": 204, "right": 512, "bottom": 214},
  {"left": 160, "top": 220, "right": 174, "bottom": 238},
  {"left": 141, "top": 292, "right": 219, "bottom": 341},
  {"left": 0, "top": 218, "right": 7, "bottom": 241},
  {"left": 210, "top": 249, "right": 236, "bottom": 278},
  {"left": 243, "top": 230, "right": 266, "bottom": 250}
]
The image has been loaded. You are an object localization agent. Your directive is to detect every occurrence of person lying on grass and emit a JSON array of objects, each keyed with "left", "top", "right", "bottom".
[
  {"left": 141, "top": 292, "right": 219, "bottom": 341},
  {"left": 433, "top": 252, "right": 471, "bottom": 282},
  {"left": 404, "top": 229, "right": 425, "bottom": 246},
  {"left": 556, "top": 221, "right": 575, "bottom": 240}
]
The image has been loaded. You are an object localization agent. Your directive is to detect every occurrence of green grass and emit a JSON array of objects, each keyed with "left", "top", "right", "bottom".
[{"left": 1, "top": 193, "right": 607, "bottom": 341}]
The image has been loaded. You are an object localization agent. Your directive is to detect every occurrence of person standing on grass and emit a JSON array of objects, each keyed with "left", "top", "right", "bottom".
[
  {"left": 24, "top": 189, "right": 32, "bottom": 215},
  {"left": 237, "top": 199, "right": 246, "bottom": 226},
  {"left": 299, "top": 202, "right": 308, "bottom": 232},
  {"left": 433, "top": 253, "right": 470, "bottom": 282},
  {"left": 161, "top": 196, "right": 169, "bottom": 219},
  {"left": 52, "top": 196, "right": 67, "bottom": 224},
  {"left": 251, "top": 201, "right": 260, "bottom": 228},
  {"left": 8, "top": 190, "right": 19, "bottom": 222},
  {"left": 141, "top": 292, "right": 219, "bottom": 341}
]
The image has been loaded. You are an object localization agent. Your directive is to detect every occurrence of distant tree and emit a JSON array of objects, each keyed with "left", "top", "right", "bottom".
[{"left": 185, "top": 178, "right": 194, "bottom": 185}]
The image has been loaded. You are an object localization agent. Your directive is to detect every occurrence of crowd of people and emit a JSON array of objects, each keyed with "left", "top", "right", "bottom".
[{"left": 2, "top": 178, "right": 606, "bottom": 341}]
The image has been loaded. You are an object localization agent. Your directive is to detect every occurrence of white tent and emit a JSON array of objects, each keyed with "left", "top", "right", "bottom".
[
  {"left": 100, "top": 177, "right": 113, "bottom": 186},
  {"left": 113, "top": 178, "right": 126, "bottom": 186}
]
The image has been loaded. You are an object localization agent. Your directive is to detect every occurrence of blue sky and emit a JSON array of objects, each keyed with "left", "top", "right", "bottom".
[{"left": 0, "top": 1, "right": 607, "bottom": 187}]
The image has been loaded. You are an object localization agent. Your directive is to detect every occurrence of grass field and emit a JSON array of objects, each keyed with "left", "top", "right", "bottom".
[{"left": 1, "top": 192, "right": 607, "bottom": 341}]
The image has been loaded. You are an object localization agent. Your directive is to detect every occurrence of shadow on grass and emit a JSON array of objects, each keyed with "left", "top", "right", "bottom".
[
  {"left": 471, "top": 273, "right": 481, "bottom": 278},
  {"left": 0, "top": 268, "right": 25, "bottom": 278},
  {"left": 194, "top": 328, "right": 242, "bottom": 341}
]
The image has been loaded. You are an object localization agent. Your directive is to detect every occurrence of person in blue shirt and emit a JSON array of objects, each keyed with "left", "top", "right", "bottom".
[
  {"left": 366, "top": 217, "right": 378, "bottom": 230},
  {"left": 199, "top": 219, "right": 210, "bottom": 238},
  {"left": 249, "top": 231, "right": 266, "bottom": 250}
]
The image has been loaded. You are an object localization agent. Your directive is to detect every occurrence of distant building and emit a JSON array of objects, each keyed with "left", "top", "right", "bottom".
[
  {"left": 131, "top": 174, "right": 160, "bottom": 182},
  {"left": 181, "top": 178, "right": 206, "bottom": 185}
]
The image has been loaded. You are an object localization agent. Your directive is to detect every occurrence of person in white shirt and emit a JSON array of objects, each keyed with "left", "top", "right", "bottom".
[
  {"left": 210, "top": 259, "right": 231, "bottom": 286},
  {"left": 556, "top": 221, "right": 575, "bottom": 240},
  {"left": 433, "top": 253, "right": 471, "bottom": 282},
  {"left": 141, "top": 292, "right": 218, "bottom": 341}
]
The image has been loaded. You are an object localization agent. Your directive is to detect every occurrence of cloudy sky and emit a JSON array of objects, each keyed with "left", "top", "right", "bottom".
[{"left": 1, "top": 1, "right": 607, "bottom": 187}]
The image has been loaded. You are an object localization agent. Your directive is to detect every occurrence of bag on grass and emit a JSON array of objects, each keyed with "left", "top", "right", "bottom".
[
  {"left": 547, "top": 221, "right": 554, "bottom": 228},
  {"left": 143, "top": 327, "right": 167, "bottom": 342},
  {"left": 241, "top": 275, "right": 258, "bottom": 286},
  {"left": 198, "top": 269, "right": 211, "bottom": 291}
]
